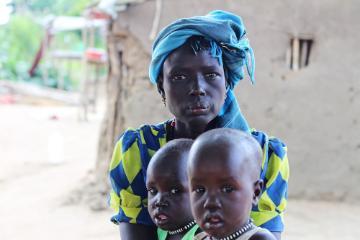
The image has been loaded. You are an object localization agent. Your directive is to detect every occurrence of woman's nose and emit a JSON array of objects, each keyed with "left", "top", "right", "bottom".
[{"left": 189, "top": 75, "right": 206, "bottom": 96}]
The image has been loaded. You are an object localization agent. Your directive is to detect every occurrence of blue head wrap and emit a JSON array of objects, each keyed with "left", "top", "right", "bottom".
[{"left": 149, "top": 10, "right": 255, "bottom": 132}]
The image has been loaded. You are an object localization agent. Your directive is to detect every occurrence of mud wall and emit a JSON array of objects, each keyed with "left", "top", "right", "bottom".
[{"left": 111, "top": 0, "right": 360, "bottom": 201}]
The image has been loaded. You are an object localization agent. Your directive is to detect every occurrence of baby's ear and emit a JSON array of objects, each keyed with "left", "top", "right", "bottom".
[{"left": 252, "top": 179, "right": 264, "bottom": 206}]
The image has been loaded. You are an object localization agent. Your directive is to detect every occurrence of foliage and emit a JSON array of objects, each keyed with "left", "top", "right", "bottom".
[
  {"left": 0, "top": 14, "right": 43, "bottom": 81},
  {"left": 1, "top": 0, "right": 101, "bottom": 90},
  {"left": 12, "top": 0, "right": 94, "bottom": 16}
]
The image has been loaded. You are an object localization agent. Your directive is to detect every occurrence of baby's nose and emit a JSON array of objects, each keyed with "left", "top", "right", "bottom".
[
  {"left": 203, "top": 194, "right": 221, "bottom": 210},
  {"left": 154, "top": 194, "right": 169, "bottom": 208}
]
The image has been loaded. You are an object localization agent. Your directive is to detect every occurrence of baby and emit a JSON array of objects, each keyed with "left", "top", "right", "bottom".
[
  {"left": 146, "top": 139, "right": 203, "bottom": 240},
  {"left": 188, "top": 129, "right": 276, "bottom": 240}
]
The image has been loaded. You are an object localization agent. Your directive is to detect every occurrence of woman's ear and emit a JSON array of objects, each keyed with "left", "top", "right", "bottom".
[
  {"left": 252, "top": 179, "right": 264, "bottom": 206},
  {"left": 157, "top": 75, "right": 165, "bottom": 97},
  {"left": 157, "top": 75, "right": 166, "bottom": 106}
]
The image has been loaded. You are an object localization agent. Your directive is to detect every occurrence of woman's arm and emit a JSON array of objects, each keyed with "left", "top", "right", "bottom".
[
  {"left": 109, "top": 129, "right": 157, "bottom": 238},
  {"left": 250, "top": 131, "right": 289, "bottom": 237},
  {"left": 119, "top": 222, "right": 157, "bottom": 240}
]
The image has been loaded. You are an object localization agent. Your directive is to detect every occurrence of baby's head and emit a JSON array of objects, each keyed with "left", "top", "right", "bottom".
[
  {"left": 146, "top": 139, "right": 194, "bottom": 231},
  {"left": 188, "top": 129, "right": 263, "bottom": 239}
]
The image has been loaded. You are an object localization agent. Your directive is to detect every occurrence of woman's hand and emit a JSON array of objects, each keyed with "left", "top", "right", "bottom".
[
  {"left": 271, "top": 232, "right": 281, "bottom": 240},
  {"left": 119, "top": 222, "right": 157, "bottom": 240}
]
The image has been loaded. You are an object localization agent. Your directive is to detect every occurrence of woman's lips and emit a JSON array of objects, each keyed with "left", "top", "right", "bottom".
[{"left": 188, "top": 103, "right": 209, "bottom": 114}]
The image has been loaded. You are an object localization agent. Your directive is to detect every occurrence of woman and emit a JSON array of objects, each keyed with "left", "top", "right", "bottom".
[{"left": 109, "top": 10, "right": 289, "bottom": 240}]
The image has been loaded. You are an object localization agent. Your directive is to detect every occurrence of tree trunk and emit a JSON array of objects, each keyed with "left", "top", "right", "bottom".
[
  {"left": 90, "top": 21, "right": 127, "bottom": 210},
  {"left": 90, "top": 20, "right": 150, "bottom": 210}
]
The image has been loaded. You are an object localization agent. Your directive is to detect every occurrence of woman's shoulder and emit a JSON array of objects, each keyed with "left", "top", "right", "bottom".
[
  {"left": 117, "top": 122, "right": 167, "bottom": 141},
  {"left": 115, "top": 121, "right": 168, "bottom": 150},
  {"left": 250, "top": 129, "right": 287, "bottom": 158}
]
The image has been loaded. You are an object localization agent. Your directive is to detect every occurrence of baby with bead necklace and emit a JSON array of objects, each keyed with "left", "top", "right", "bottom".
[
  {"left": 146, "top": 139, "right": 204, "bottom": 240},
  {"left": 188, "top": 129, "right": 276, "bottom": 240}
]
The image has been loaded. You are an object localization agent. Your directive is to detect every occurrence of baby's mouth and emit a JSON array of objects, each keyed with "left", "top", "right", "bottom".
[
  {"left": 154, "top": 213, "right": 170, "bottom": 226},
  {"left": 204, "top": 214, "right": 224, "bottom": 230}
]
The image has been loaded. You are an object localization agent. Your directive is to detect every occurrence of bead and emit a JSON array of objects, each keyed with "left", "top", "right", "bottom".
[
  {"left": 217, "top": 219, "right": 254, "bottom": 240},
  {"left": 168, "top": 220, "right": 196, "bottom": 235}
]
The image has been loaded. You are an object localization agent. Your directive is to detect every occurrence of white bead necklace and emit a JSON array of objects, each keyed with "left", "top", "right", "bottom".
[
  {"left": 168, "top": 220, "right": 196, "bottom": 235},
  {"left": 211, "top": 219, "right": 255, "bottom": 240}
]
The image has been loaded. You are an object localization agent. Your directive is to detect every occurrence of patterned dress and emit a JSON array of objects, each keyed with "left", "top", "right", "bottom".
[{"left": 109, "top": 121, "right": 289, "bottom": 232}]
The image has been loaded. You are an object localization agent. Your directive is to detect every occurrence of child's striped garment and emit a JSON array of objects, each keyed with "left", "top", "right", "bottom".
[{"left": 157, "top": 224, "right": 200, "bottom": 240}]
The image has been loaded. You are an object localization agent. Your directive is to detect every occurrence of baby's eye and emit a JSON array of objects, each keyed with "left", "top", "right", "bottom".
[
  {"left": 147, "top": 187, "right": 157, "bottom": 195},
  {"left": 170, "top": 188, "right": 180, "bottom": 195},
  {"left": 194, "top": 187, "right": 205, "bottom": 194},
  {"left": 221, "top": 185, "right": 234, "bottom": 193}
]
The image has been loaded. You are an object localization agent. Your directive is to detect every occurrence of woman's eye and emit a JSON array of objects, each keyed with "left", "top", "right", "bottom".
[
  {"left": 205, "top": 73, "right": 218, "bottom": 80},
  {"left": 147, "top": 187, "right": 157, "bottom": 195},
  {"left": 170, "top": 188, "right": 179, "bottom": 195},
  {"left": 221, "top": 185, "right": 234, "bottom": 193},
  {"left": 171, "top": 74, "right": 187, "bottom": 81}
]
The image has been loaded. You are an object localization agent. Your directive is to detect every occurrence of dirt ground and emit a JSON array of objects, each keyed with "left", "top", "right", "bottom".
[{"left": 0, "top": 101, "right": 358, "bottom": 240}]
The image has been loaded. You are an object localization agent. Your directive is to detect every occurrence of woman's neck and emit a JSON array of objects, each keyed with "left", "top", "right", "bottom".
[{"left": 173, "top": 119, "right": 208, "bottom": 139}]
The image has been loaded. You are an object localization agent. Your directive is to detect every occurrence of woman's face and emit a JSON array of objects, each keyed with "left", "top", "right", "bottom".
[{"left": 161, "top": 44, "right": 226, "bottom": 127}]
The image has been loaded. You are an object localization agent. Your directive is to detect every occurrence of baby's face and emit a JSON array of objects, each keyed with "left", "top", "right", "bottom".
[
  {"left": 146, "top": 154, "right": 193, "bottom": 231},
  {"left": 189, "top": 147, "right": 257, "bottom": 238}
]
